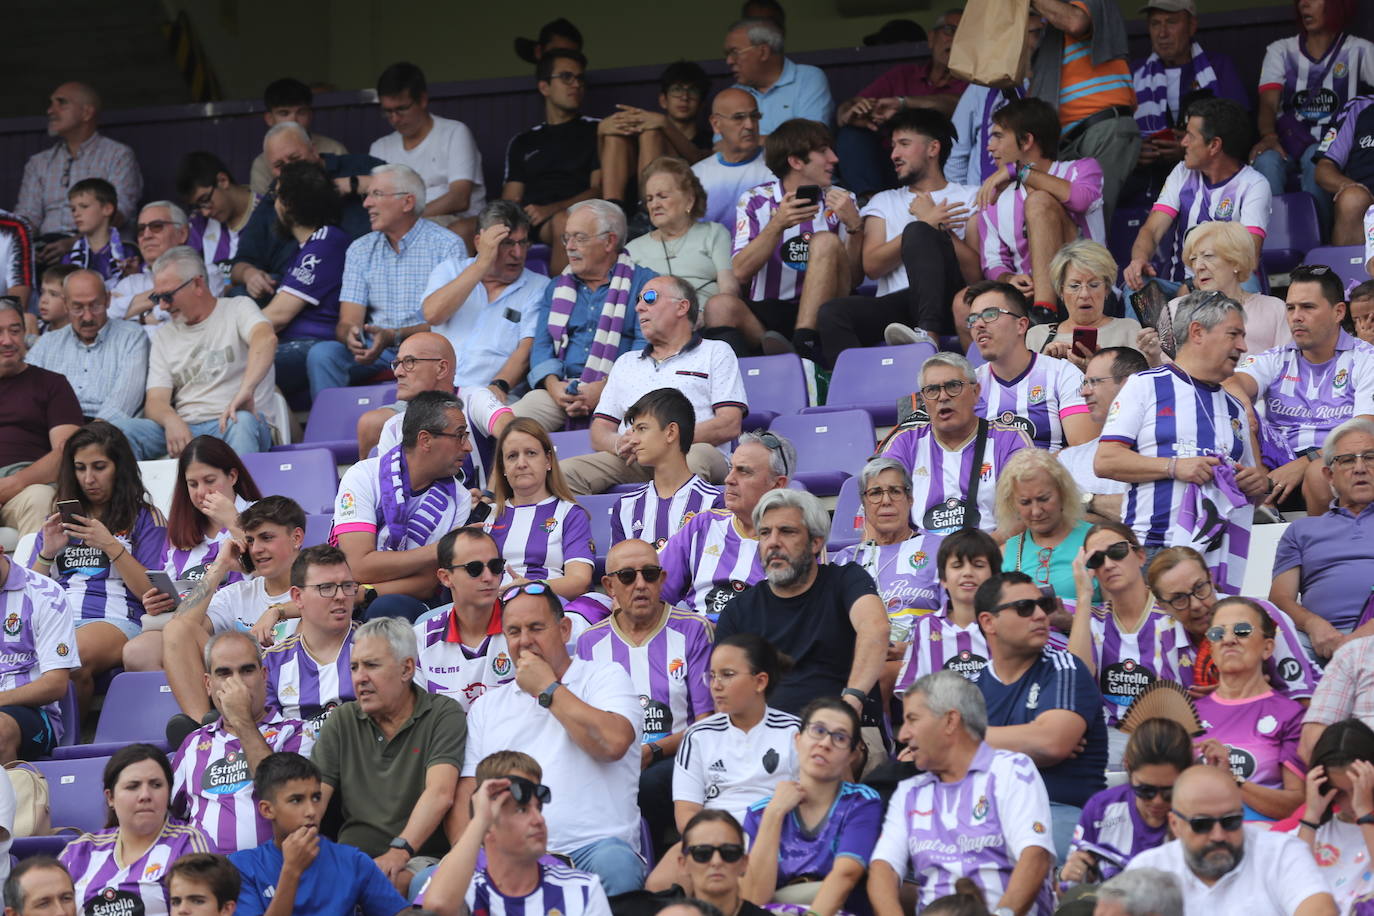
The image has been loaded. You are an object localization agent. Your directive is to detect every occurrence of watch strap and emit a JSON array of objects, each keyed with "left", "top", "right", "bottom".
[
  {"left": 538, "top": 680, "right": 562, "bottom": 707},
  {"left": 1357, "top": 813, "right": 1374, "bottom": 826},
  {"left": 390, "top": 836, "right": 415, "bottom": 856},
  {"left": 841, "top": 687, "right": 868, "bottom": 703}
]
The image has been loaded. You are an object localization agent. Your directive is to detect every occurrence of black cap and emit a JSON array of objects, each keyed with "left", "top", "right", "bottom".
[
  {"left": 515, "top": 18, "right": 584, "bottom": 64},
  {"left": 863, "top": 19, "right": 927, "bottom": 46}
]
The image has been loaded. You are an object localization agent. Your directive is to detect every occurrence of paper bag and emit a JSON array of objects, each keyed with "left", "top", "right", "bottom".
[{"left": 947, "top": 0, "right": 1032, "bottom": 88}]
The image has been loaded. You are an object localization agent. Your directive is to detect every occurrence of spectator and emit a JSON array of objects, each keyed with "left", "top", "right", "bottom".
[
  {"left": 947, "top": 19, "right": 1047, "bottom": 187},
  {"left": 609, "top": 388, "right": 725, "bottom": 549},
  {"left": 2, "top": 857, "right": 78, "bottom": 916},
  {"left": 975, "top": 571, "right": 1108, "bottom": 859},
  {"left": 369, "top": 62, "right": 485, "bottom": 239},
  {"left": 1299, "top": 718, "right": 1374, "bottom": 912},
  {"left": 16, "top": 82, "right": 141, "bottom": 258},
  {"left": 724, "top": 119, "right": 862, "bottom": 360},
  {"left": 1028, "top": 241, "right": 1146, "bottom": 366},
  {"left": 31, "top": 422, "right": 165, "bottom": 711},
  {"left": 1317, "top": 94, "right": 1374, "bottom": 247},
  {"left": 1059, "top": 347, "right": 1146, "bottom": 523},
  {"left": 60, "top": 179, "right": 134, "bottom": 288},
  {"left": 1125, "top": 765, "right": 1337, "bottom": 915},
  {"left": 170, "top": 631, "right": 313, "bottom": 854},
  {"left": 998, "top": 448, "right": 1095, "bottom": 603},
  {"left": 659, "top": 431, "right": 794, "bottom": 615},
  {"left": 1352, "top": 280, "right": 1374, "bottom": 344},
  {"left": 420, "top": 200, "right": 549, "bottom": 393},
  {"left": 59, "top": 745, "right": 211, "bottom": 916},
  {"left": 869, "top": 671, "right": 1055, "bottom": 914},
  {"left": 176, "top": 152, "right": 259, "bottom": 290},
  {"left": 599, "top": 61, "right": 715, "bottom": 207},
  {"left": 820, "top": 108, "right": 981, "bottom": 351},
  {"left": 230, "top": 752, "right": 409, "bottom": 916},
  {"left": 1097, "top": 292, "right": 1268, "bottom": 592},
  {"left": 312, "top": 616, "right": 466, "bottom": 893},
  {"left": 880, "top": 353, "right": 1031, "bottom": 535},
  {"left": 332, "top": 390, "right": 474, "bottom": 621},
  {"left": 669, "top": 811, "right": 770, "bottom": 916},
  {"left": 501, "top": 50, "right": 601, "bottom": 276},
  {"left": 26, "top": 270, "right": 150, "bottom": 446},
  {"left": 972, "top": 99, "right": 1106, "bottom": 335},
  {"left": 33, "top": 265, "right": 76, "bottom": 338},
  {"left": 716, "top": 489, "right": 889, "bottom": 716},
  {"left": 691, "top": 89, "right": 772, "bottom": 229},
  {"left": 513, "top": 17, "right": 583, "bottom": 64},
  {"left": 723, "top": 19, "right": 832, "bottom": 135},
  {"left": 164, "top": 854, "right": 240, "bottom": 916},
  {"left": 1096, "top": 870, "right": 1185, "bottom": 916},
  {"left": 248, "top": 78, "right": 348, "bottom": 198},
  {"left": 112, "top": 202, "right": 211, "bottom": 331},
  {"left": 158, "top": 436, "right": 260, "bottom": 586},
  {"left": 459, "top": 581, "right": 644, "bottom": 894},
  {"left": 834, "top": 10, "right": 968, "bottom": 196},
  {"left": 561, "top": 277, "right": 746, "bottom": 494},
  {"left": 511, "top": 199, "right": 654, "bottom": 430},
  {"left": 1302, "top": 637, "right": 1374, "bottom": 761}
]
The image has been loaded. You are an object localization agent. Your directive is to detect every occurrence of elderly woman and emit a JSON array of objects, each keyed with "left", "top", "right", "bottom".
[
  {"left": 1027, "top": 240, "right": 1145, "bottom": 367},
  {"left": 626, "top": 157, "right": 746, "bottom": 330},
  {"left": 995, "top": 448, "right": 1093, "bottom": 605}
]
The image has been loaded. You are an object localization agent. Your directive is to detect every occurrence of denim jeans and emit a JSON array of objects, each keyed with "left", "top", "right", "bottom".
[
  {"left": 305, "top": 340, "right": 397, "bottom": 397},
  {"left": 1251, "top": 142, "right": 1333, "bottom": 234},
  {"left": 568, "top": 836, "right": 646, "bottom": 895},
  {"left": 1048, "top": 801, "right": 1083, "bottom": 865},
  {"left": 115, "top": 413, "right": 272, "bottom": 459},
  {"left": 275, "top": 338, "right": 329, "bottom": 403}
]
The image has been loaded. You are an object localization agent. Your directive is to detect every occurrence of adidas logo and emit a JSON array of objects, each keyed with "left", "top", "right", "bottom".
[{"left": 708, "top": 759, "right": 727, "bottom": 772}]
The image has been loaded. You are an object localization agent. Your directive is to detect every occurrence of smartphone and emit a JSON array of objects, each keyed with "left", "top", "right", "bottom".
[
  {"left": 565, "top": 379, "right": 580, "bottom": 395},
  {"left": 1071, "top": 326, "right": 1100, "bottom": 357},
  {"left": 239, "top": 549, "right": 255, "bottom": 575},
  {"left": 357, "top": 329, "right": 372, "bottom": 350},
  {"left": 146, "top": 571, "right": 181, "bottom": 609},
  {"left": 1130, "top": 280, "right": 1169, "bottom": 332},
  {"left": 56, "top": 500, "right": 82, "bottom": 525},
  {"left": 795, "top": 185, "right": 821, "bottom": 205},
  {"left": 468, "top": 490, "right": 497, "bottom": 526}
]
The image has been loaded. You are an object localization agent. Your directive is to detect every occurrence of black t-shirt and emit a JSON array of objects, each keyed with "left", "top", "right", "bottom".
[
  {"left": 0, "top": 365, "right": 83, "bottom": 467},
  {"left": 503, "top": 117, "right": 601, "bottom": 205},
  {"left": 715, "top": 564, "right": 879, "bottom": 715}
]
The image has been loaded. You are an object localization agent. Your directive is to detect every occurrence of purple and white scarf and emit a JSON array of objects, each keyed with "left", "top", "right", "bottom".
[
  {"left": 1177, "top": 462, "right": 1251, "bottom": 595},
  {"left": 1134, "top": 42, "right": 1218, "bottom": 135},
  {"left": 376, "top": 444, "right": 458, "bottom": 551},
  {"left": 546, "top": 251, "right": 637, "bottom": 383},
  {"left": 68, "top": 227, "right": 130, "bottom": 274}
]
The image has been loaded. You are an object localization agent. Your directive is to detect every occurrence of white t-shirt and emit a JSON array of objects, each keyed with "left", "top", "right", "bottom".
[
  {"left": 691, "top": 150, "right": 774, "bottom": 228},
  {"left": 672, "top": 708, "right": 800, "bottom": 823},
  {"left": 205, "top": 576, "right": 292, "bottom": 635},
  {"left": 463, "top": 658, "right": 642, "bottom": 854},
  {"left": 368, "top": 115, "right": 486, "bottom": 219},
  {"left": 860, "top": 183, "right": 979, "bottom": 296},
  {"left": 146, "top": 296, "right": 276, "bottom": 426},
  {"left": 110, "top": 268, "right": 225, "bottom": 329}
]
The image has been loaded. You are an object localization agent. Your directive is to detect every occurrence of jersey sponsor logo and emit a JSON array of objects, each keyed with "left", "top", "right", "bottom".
[
  {"left": 762, "top": 748, "right": 780, "bottom": 773},
  {"left": 463, "top": 682, "right": 487, "bottom": 703},
  {"left": 654, "top": 537, "right": 669, "bottom": 550},
  {"left": 781, "top": 233, "right": 812, "bottom": 270},
  {"left": 2, "top": 613, "right": 20, "bottom": 637},
  {"left": 1293, "top": 87, "right": 1339, "bottom": 123},
  {"left": 709, "top": 758, "right": 727, "bottom": 772},
  {"left": 87, "top": 887, "right": 141, "bottom": 916},
  {"left": 57, "top": 543, "right": 113, "bottom": 578},
  {"left": 943, "top": 649, "right": 987, "bottom": 679},
  {"left": 338, "top": 492, "right": 356, "bottom": 514},
  {"left": 705, "top": 581, "right": 748, "bottom": 615},
  {"left": 1256, "top": 714, "right": 1278, "bottom": 736},
  {"left": 1157, "top": 406, "right": 1174, "bottom": 417},
  {"left": 1032, "top": 820, "right": 1047, "bottom": 834},
  {"left": 641, "top": 695, "right": 673, "bottom": 741},
  {"left": 1225, "top": 744, "right": 1256, "bottom": 780},
  {"left": 1108, "top": 400, "right": 1121, "bottom": 420},
  {"left": 1314, "top": 842, "right": 1340, "bottom": 867},
  {"left": 202, "top": 749, "right": 252, "bottom": 795},
  {"left": 1102, "top": 658, "right": 1155, "bottom": 707},
  {"left": 996, "top": 410, "right": 1034, "bottom": 437},
  {"left": 1026, "top": 682, "right": 1041, "bottom": 710},
  {"left": 1278, "top": 657, "right": 1302, "bottom": 682},
  {"left": 492, "top": 651, "right": 512, "bottom": 677},
  {"left": 922, "top": 497, "right": 967, "bottom": 534}
]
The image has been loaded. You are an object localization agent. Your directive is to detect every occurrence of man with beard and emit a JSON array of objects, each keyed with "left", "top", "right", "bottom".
[
  {"left": 1125, "top": 765, "right": 1335, "bottom": 915},
  {"left": 715, "top": 488, "right": 889, "bottom": 717}
]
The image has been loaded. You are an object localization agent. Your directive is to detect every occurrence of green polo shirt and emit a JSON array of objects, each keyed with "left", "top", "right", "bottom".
[{"left": 312, "top": 682, "right": 466, "bottom": 857}]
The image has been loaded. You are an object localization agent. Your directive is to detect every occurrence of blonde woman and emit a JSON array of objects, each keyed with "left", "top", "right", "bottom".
[
  {"left": 996, "top": 448, "right": 1093, "bottom": 605},
  {"left": 1028, "top": 240, "right": 1145, "bottom": 368}
]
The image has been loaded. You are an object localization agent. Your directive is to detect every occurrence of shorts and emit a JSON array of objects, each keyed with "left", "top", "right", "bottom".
[
  {"left": 75, "top": 617, "right": 142, "bottom": 640},
  {"left": 0, "top": 706, "right": 56, "bottom": 758},
  {"left": 745, "top": 298, "right": 799, "bottom": 336}
]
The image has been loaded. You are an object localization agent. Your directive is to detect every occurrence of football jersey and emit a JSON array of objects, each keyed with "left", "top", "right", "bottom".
[
  {"left": 276, "top": 225, "right": 350, "bottom": 341},
  {"left": 829, "top": 535, "right": 944, "bottom": 642},
  {"left": 332, "top": 454, "right": 470, "bottom": 552},
  {"left": 894, "top": 611, "right": 989, "bottom": 694},
  {"left": 975, "top": 353, "right": 1088, "bottom": 451},
  {"left": 1315, "top": 94, "right": 1374, "bottom": 187},
  {"left": 415, "top": 604, "right": 515, "bottom": 711},
  {"left": 35, "top": 507, "right": 166, "bottom": 625},
  {"left": 658, "top": 508, "right": 764, "bottom": 616},
  {"left": 61, "top": 819, "right": 211, "bottom": 916},
  {"left": 673, "top": 708, "right": 800, "bottom": 822},
  {"left": 979, "top": 159, "right": 1105, "bottom": 279},
  {"left": 1085, "top": 606, "right": 1194, "bottom": 727},
  {"left": 879, "top": 422, "right": 1031, "bottom": 535},
  {"left": 1151, "top": 162, "right": 1271, "bottom": 283},
  {"left": 1069, "top": 782, "right": 1169, "bottom": 881},
  {"left": 0, "top": 561, "right": 79, "bottom": 741},
  {"left": 733, "top": 179, "right": 854, "bottom": 303},
  {"left": 262, "top": 625, "right": 355, "bottom": 738},
  {"left": 464, "top": 863, "right": 611, "bottom": 916},
  {"left": 611, "top": 476, "right": 723, "bottom": 550},
  {"left": 1259, "top": 33, "right": 1374, "bottom": 144},
  {"left": 1195, "top": 690, "right": 1303, "bottom": 790},
  {"left": 485, "top": 497, "right": 595, "bottom": 582}
]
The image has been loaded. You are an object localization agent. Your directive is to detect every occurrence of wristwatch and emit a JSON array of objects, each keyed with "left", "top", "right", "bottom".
[
  {"left": 1081, "top": 491, "right": 1094, "bottom": 512},
  {"left": 649, "top": 743, "right": 666, "bottom": 764},
  {"left": 389, "top": 836, "right": 415, "bottom": 856},
  {"left": 1357, "top": 813, "right": 1374, "bottom": 826},
  {"left": 538, "top": 680, "right": 563, "bottom": 708},
  {"left": 841, "top": 687, "right": 868, "bottom": 705}
]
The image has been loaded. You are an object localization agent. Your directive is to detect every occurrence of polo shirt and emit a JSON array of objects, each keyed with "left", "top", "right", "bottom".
[
  {"left": 526, "top": 265, "right": 655, "bottom": 386},
  {"left": 27, "top": 318, "right": 149, "bottom": 422},
  {"left": 341, "top": 218, "right": 467, "bottom": 329},
  {"left": 1272, "top": 502, "right": 1374, "bottom": 632},
  {"left": 691, "top": 150, "right": 773, "bottom": 228},
  {"left": 420, "top": 258, "right": 549, "bottom": 387},
  {"left": 0, "top": 559, "right": 79, "bottom": 742},
  {"left": 230, "top": 835, "right": 408, "bottom": 916},
  {"left": 857, "top": 60, "right": 968, "bottom": 104},
  {"left": 311, "top": 683, "right": 467, "bottom": 857},
  {"left": 734, "top": 58, "right": 834, "bottom": 135}
]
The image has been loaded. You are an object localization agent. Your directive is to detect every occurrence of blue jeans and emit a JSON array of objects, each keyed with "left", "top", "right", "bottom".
[
  {"left": 305, "top": 340, "right": 397, "bottom": 396},
  {"left": 1251, "top": 142, "right": 1333, "bottom": 235},
  {"left": 1049, "top": 801, "right": 1082, "bottom": 865},
  {"left": 115, "top": 413, "right": 272, "bottom": 459},
  {"left": 569, "top": 837, "right": 645, "bottom": 895},
  {"left": 275, "top": 338, "right": 330, "bottom": 403}
]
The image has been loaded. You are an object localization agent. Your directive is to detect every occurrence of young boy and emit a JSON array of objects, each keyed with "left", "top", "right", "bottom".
[
  {"left": 229, "top": 752, "right": 408, "bottom": 916},
  {"left": 35, "top": 263, "right": 77, "bottom": 335},
  {"left": 61, "top": 178, "right": 135, "bottom": 286},
  {"left": 1351, "top": 280, "right": 1374, "bottom": 346},
  {"left": 166, "top": 852, "right": 241, "bottom": 916}
]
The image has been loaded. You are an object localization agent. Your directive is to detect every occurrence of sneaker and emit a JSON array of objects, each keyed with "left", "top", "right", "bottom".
[
  {"left": 761, "top": 331, "right": 796, "bottom": 355},
  {"left": 884, "top": 323, "right": 932, "bottom": 346}
]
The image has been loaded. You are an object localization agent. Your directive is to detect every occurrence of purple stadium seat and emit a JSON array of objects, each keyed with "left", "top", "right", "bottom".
[
  {"left": 803, "top": 342, "right": 936, "bottom": 426},
  {"left": 52, "top": 672, "right": 179, "bottom": 759},
  {"left": 56, "top": 682, "right": 78, "bottom": 749},
  {"left": 1263, "top": 192, "right": 1321, "bottom": 276},
  {"left": 577, "top": 493, "right": 620, "bottom": 576},
  {"left": 965, "top": 343, "right": 986, "bottom": 369},
  {"left": 272, "top": 384, "right": 397, "bottom": 463},
  {"left": 241, "top": 448, "right": 340, "bottom": 516},
  {"left": 527, "top": 244, "right": 552, "bottom": 277},
  {"left": 12, "top": 755, "right": 112, "bottom": 859},
  {"left": 738, "top": 354, "right": 809, "bottom": 431},
  {"left": 550, "top": 429, "right": 595, "bottom": 460},
  {"left": 1108, "top": 206, "right": 1150, "bottom": 281},
  {"left": 304, "top": 513, "right": 333, "bottom": 547},
  {"left": 828, "top": 476, "right": 865, "bottom": 551},
  {"left": 768, "top": 410, "right": 876, "bottom": 496},
  {"left": 1304, "top": 245, "right": 1370, "bottom": 295}
]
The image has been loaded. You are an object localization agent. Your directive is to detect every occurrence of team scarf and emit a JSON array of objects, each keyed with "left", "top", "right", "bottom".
[
  {"left": 376, "top": 444, "right": 458, "bottom": 551},
  {"left": 1134, "top": 42, "right": 1218, "bottom": 135},
  {"left": 546, "top": 251, "right": 636, "bottom": 383},
  {"left": 68, "top": 227, "right": 130, "bottom": 275},
  {"left": 1176, "top": 462, "right": 1251, "bottom": 596}
]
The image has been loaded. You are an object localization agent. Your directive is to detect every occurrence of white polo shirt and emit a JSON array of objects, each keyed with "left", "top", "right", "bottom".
[{"left": 672, "top": 708, "right": 800, "bottom": 823}]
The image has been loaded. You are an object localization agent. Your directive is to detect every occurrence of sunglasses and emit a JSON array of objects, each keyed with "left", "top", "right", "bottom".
[
  {"left": 1205, "top": 621, "right": 1255, "bottom": 643},
  {"left": 1131, "top": 782, "right": 1173, "bottom": 801},
  {"left": 506, "top": 774, "right": 552, "bottom": 807},
  {"left": 685, "top": 843, "right": 745, "bottom": 863},
  {"left": 757, "top": 431, "right": 791, "bottom": 477},
  {"left": 1086, "top": 541, "right": 1133, "bottom": 570},
  {"left": 990, "top": 596, "right": 1056, "bottom": 617},
  {"left": 149, "top": 277, "right": 194, "bottom": 307},
  {"left": 136, "top": 219, "right": 174, "bottom": 235},
  {"left": 500, "top": 581, "right": 552, "bottom": 604},
  {"left": 450, "top": 558, "right": 506, "bottom": 578},
  {"left": 608, "top": 565, "right": 663, "bottom": 585},
  {"left": 1172, "top": 810, "right": 1244, "bottom": 833}
]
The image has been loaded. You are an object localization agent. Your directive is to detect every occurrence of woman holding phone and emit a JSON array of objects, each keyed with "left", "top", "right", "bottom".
[{"left": 1026, "top": 241, "right": 1145, "bottom": 368}]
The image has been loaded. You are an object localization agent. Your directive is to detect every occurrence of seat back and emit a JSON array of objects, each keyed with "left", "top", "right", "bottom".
[
  {"left": 549, "top": 429, "right": 595, "bottom": 460},
  {"left": 576, "top": 493, "right": 621, "bottom": 569},
  {"left": 1240, "top": 521, "right": 1290, "bottom": 599},
  {"left": 738, "top": 354, "right": 810, "bottom": 427},
  {"left": 1262, "top": 193, "right": 1321, "bottom": 274},
  {"left": 33, "top": 756, "right": 112, "bottom": 835},
  {"left": 92, "top": 672, "right": 181, "bottom": 745},
  {"left": 828, "top": 476, "right": 865, "bottom": 550},
  {"left": 241, "top": 449, "right": 340, "bottom": 515},
  {"left": 301, "top": 385, "right": 398, "bottom": 443},
  {"left": 304, "top": 513, "right": 334, "bottom": 547},
  {"left": 824, "top": 343, "right": 937, "bottom": 422},
  {"left": 768, "top": 410, "right": 877, "bottom": 478},
  {"left": 137, "top": 459, "right": 181, "bottom": 518},
  {"left": 1303, "top": 245, "right": 1369, "bottom": 295}
]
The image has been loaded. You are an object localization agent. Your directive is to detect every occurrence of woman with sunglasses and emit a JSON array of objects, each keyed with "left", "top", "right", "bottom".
[
  {"left": 674, "top": 810, "right": 770, "bottom": 916},
  {"left": 1061, "top": 718, "right": 1193, "bottom": 886},
  {"left": 485, "top": 418, "right": 594, "bottom": 600},
  {"left": 996, "top": 449, "right": 1095, "bottom": 607},
  {"left": 741, "top": 697, "right": 881, "bottom": 916},
  {"left": 1193, "top": 596, "right": 1305, "bottom": 821},
  {"left": 1301, "top": 718, "right": 1374, "bottom": 914}
]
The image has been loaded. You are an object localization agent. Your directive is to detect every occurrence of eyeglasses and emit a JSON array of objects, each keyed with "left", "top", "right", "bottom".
[
  {"left": 304, "top": 581, "right": 361, "bottom": 598},
  {"left": 450, "top": 558, "right": 506, "bottom": 578},
  {"left": 1330, "top": 450, "right": 1374, "bottom": 469},
  {"left": 498, "top": 236, "right": 533, "bottom": 250},
  {"left": 136, "top": 219, "right": 176, "bottom": 236},
  {"left": 561, "top": 231, "right": 610, "bottom": 248},
  {"left": 1081, "top": 374, "right": 1124, "bottom": 392},
  {"left": 862, "top": 485, "right": 910, "bottom": 503},
  {"left": 548, "top": 71, "right": 587, "bottom": 85},
  {"left": 390, "top": 355, "right": 443, "bottom": 372},
  {"left": 721, "top": 110, "right": 763, "bottom": 123},
  {"left": 1159, "top": 579, "right": 1213, "bottom": 611},
  {"left": 920, "top": 379, "right": 967, "bottom": 401},
  {"left": 666, "top": 85, "right": 704, "bottom": 99},
  {"left": 1171, "top": 810, "right": 1244, "bottom": 833},
  {"left": 381, "top": 101, "right": 415, "bottom": 118},
  {"left": 366, "top": 189, "right": 411, "bottom": 200},
  {"left": 1063, "top": 280, "right": 1107, "bottom": 295},
  {"left": 702, "top": 668, "right": 743, "bottom": 686},
  {"left": 964, "top": 307, "right": 1020, "bottom": 329},
  {"left": 803, "top": 721, "right": 854, "bottom": 749},
  {"left": 190, "top": 188, "right": 215, "bottom": 210},
  {"left": 756, "top": 431, "right": 791, "bottom": 477},
  {"left": 506, "top": 774, "right": 552, "bottom": 807},
  {"left": 500, "top": 581, "right": 552, "bottom": 605},
  {"left": 1205, "top": 621, "right": 1256, "bottom": 643},
  {"left": 1131, "top": 782, "right": 1174, "bottom": 802},
  {"left": 608, "top": 565, "right": 663, "bottom": 585},
  {"left": 724, "top": 44, "right": 761, "bottom": 60},
  {"left": 989, "top": 596, "right": 1056, "bottom": 617},
  {"left": 932, "top": 23, "right": 960, "bottom": 34},
  {"left": 429, "top": 427, "right": 471, "bottom": 444},
  {"left": 149, "top": 277, "right": 194, "bottom": 307},
  {"left": 1086, "top": 541, "right": 1133, "bottom": 570},
  {"left": 685, "top": 843, "right": 745, "bottom": 863}
]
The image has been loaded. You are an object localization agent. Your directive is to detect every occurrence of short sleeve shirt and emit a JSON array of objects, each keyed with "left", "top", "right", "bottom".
[
  {"left": 146, "top": 297, "right": 275, "bottom": 426},
  {"left": 278, "top": 225, "right": 351, "bottom": 341},
  {"left": 0, "top": 364, "right": 82, "bottom": 466},
  {"left": 369, "top": 115, "right": 486, "bottom": 218}
]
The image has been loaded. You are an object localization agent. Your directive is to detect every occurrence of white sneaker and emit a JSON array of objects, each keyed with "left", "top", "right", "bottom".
[{"left": 884, "top": 323, "right": 932, "bottom": 346}]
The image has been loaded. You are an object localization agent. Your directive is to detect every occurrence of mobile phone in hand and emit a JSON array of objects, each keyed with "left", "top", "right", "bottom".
[
  {"left": 1071, "top": 326, "right": 1100, "bottom": 357},
  {"left": 795, "top": 185, "right": 821, "bottom": 205},
  {"left": 146, "top": 571, "right": 181, "bottom": 609},
  {"left": 56, "top": 500, "right": 82, "bottom": 525}
]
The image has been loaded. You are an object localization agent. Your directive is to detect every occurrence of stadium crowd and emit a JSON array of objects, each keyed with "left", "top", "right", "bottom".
[{"left": 2, "top": 0, "right": 1374, "bottom": 914}]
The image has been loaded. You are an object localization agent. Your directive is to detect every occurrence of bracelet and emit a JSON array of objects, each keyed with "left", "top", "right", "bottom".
[
  {"left": 490, "top": 378, "right": 511, "bottom": 394},
  {"left": 1167, "top": 457, "right": 1178, "bottom": 480},
  {"left": 36, "top": 553, "right": 53, "bottom": 564},
  {"left": 109, "top": 546, "right": 127, "bottom": 564},
  {"left": 1017, "top": 162, "right": 1033, "bottom": 185},
  {"left": 1299, "top": 818, "right": 1322, "bottom": 830}
]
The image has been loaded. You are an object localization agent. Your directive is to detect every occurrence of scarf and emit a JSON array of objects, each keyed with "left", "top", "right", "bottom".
[
  {"left": 1134, "top": 42, "right": 1218, "bottom": 135},
  {"left": 1176, "top": 463, "right": 1251, "bottom": 595},
  {"left": 546, "top": 251, "right": 637, "bottom": 383},
  {"left": 68, "top": 228, "right": 130, "bottom": 276},
  {"left": 375, "top": 444, "right": 458, "bottom": 551}
]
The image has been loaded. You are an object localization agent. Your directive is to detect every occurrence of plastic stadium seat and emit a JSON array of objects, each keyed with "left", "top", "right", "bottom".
[
  {"left": 304, "top": 513, "right": 334, "bottom": 547},
  {"left": 1304, "top": 245, "right": 1369, "bottom": 295},
  {"left": 1108, "top": 206, "right": 1150, "bottom": 280},
  {"left": 56, "top": 682, "right": 78, "bottom": 749},
  {"left": 550, "top": 429, "right": 595, "bottom": 460},
  {"left": 12, "top": 755, "right": 112, "bottom": 859},
  {"left": 738, "top": 354, "right": 810, "bottom": 431},
  {"left": 241, "top": 449, "right": 340, "bottom": 515},
  {"left": 1263, "top": 193, "right": 1321, "bottom": 276},
  {"left": 803, "top": 343, "right": 936, "bottom": 426},
  {"left": 827, "top": 476, "right": 865, "bottom": 551},
  {"left": 965, "top": 342, "right": 986, "bottom": 369},
  {"left": 577, "top": 493, "right": 620, "bottom": 575},
  {"left": 272, "top": 384, "right": 398, "bottom": 463},
  {"left": 1240, "top": 521, "right": 1289, "bottom": 600},
  {"left": 51, "top": 672, "right": 180, "bottom": 759},
  {"left": 136, "top": 459, "right": 180, "bottom": 517},
  {"left": 768, "top": 410, "right": 876, "bottom": 496},
  {"left": 527, "top": 244, "right": 552, "bottom": 277}
]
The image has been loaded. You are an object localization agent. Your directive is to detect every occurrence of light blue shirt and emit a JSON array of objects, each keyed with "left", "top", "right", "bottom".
[
  {"left": 340, "top": 218, "right": 467, "bottom": 329},
  {"left": 527, "top": 264, "right": 656, "bottom": 387},
  {"left": 734, "top": 57, "right": 833, "bottom": 135},
  {"left": 421, "top": 257, "right": 552, "bottom": 387},
  {"left": 27, "top": 318, "right": 150, "bottom": 421}
]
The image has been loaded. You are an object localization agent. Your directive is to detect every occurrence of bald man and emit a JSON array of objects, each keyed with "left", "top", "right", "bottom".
[
  {"left": 1125, "top": 766, "right": 1336, "bottom": 915},
  {"left": 691, "top": 88, "right": 772, "bottom": 227}
]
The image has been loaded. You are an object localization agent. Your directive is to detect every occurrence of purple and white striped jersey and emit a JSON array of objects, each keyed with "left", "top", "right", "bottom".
[
  {"left": 658, "top": 508, "right": 764, "bottom": 616},
  {"left": 975, "top": 354, "right": 1089, "bottom": 452},
  {"left": 979, "top": 159, "right": 1105, "bottom": 280},
  {"left": 1069, "top": 783, "right": 1169, "bottom": 880},
  {"left": 829, "top": 534, "right": 945, "bottom": 642},
  {"left": 1086, "top": 606, "right": 1194, "bottom": 727},
  {"left": 485, "top": 497, "right": 595, "bottom": 583},
  {"left": 188, "top": 208, "right": 251, "bottom": 287},
  {"left": 415, "top": 604, "right": 514, "bottom": 711},
  {"left": 61, "top": 819, "right": 211, "bottom": 916},
  {"left": 262, "top": 625, "right": 355, "bottom": 738},
  {"left": 611, "top": 476, "right": 723, "bottom": 549},
  {"left": 1151, "top": 162, "right": 1271, "bottom": 283},
  {"left": 1366, "top": 204, "right": 1374, "bottom": 274},
  {"left": 171, "top": 710, "right": 312, "bottom": 854},
  {"left": 0, "top": 561, "right": 79, "bottom": 741},
  {"left": 872, "top": 742, "right": 1055, "bottom": 914},
  {"left": 894, "top": 612, "right": 988, "bottom": 696},
  {"left": 465, "top": 863, "right": 612, "bottom": 916},
  {"left": 576, "top": 607, "right": 715, "bottom": 743},
  {"left": 732, "top": 179, "right": 854, "bottom": 303},
  {"left": 35, "top": 506, "right": 167, "bottom": 624},
  {"left": 879, "top": 423, "right": 1031, "bottom": 535},
  {"left": 1237, "top": 331, "right": 1374, "bottom": 457},
  {"left": 1259, "top": 33, "right": 1374, "bottom": 145},
  {"left": 162, "top": 495, "right": 253, "bottom": 587}
]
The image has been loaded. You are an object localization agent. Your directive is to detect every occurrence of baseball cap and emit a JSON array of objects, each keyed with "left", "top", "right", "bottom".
[{"left": 1139, "top": 0, "right": 1197, "bottom": 14}]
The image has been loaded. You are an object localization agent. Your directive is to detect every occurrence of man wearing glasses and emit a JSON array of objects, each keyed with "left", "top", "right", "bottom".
[
  {"left": 1055, "top": 345, "right": 1147, "bottom": 524},
  {"left": 692, "top": 89, "right": 773, "bottom": 229},
  {"left": 110, "top": 201, "right": 222, "bottom": 331},
  {"left": 722, "top": 18, "right": 832, "bottom": 137},
  {"left": 1124, "top": 765, "right": 1336, "bottom": 915}
]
